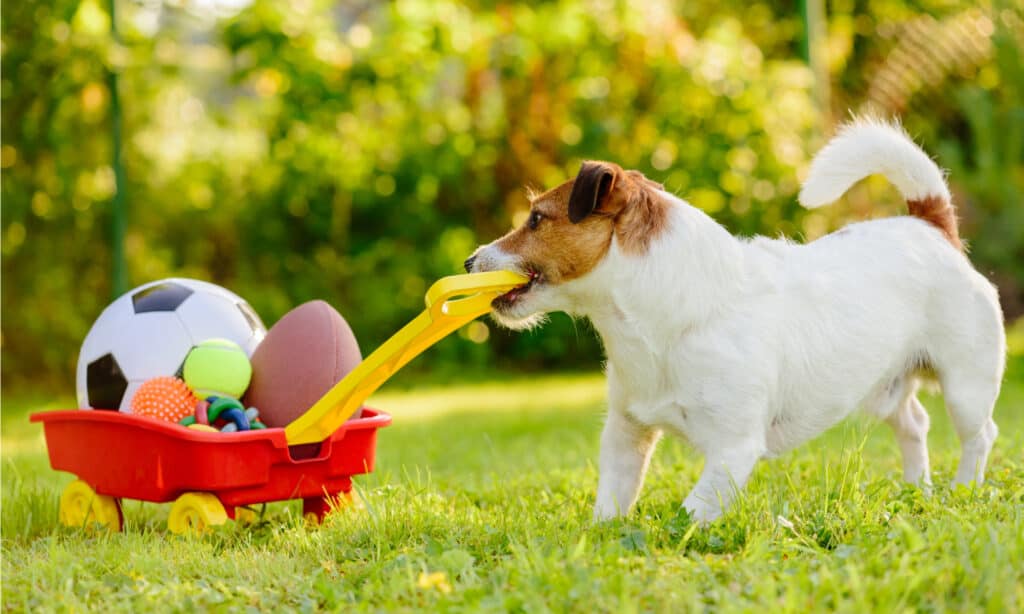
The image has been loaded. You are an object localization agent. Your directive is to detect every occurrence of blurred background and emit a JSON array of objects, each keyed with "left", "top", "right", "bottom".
[{"left": 3, "top": 0, "right": 1022, "bottom": 393}]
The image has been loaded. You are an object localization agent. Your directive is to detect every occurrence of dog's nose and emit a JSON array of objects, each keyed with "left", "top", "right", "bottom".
[{"left": 463, "top": 255, "right": 477, "bottom": 273}]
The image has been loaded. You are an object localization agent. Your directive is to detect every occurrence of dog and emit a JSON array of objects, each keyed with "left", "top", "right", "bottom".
[{"left": 465, "top": 119, "right": 1005, "bottom": 523}]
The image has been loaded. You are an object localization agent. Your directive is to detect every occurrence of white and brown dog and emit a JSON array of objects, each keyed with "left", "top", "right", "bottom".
[{"left": 466, "top": 119, "right": 1005, "bottom": 523}]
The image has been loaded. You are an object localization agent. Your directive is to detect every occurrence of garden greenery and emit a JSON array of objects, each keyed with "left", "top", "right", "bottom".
[{"left": 2, "top": 0, "right": 1021, "bottom": 388}]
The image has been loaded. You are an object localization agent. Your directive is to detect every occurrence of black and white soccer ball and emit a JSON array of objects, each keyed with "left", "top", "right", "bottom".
[{"left": 76, "top": 278, "right": 267, "bottom": 411}]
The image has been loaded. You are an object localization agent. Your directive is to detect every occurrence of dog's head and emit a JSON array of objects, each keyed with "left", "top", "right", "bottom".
[{"left": 466, "top": 161, "right": 668, "bottom": 329}]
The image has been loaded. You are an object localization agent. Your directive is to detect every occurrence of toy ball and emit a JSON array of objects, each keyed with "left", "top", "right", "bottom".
[
  {"left": 130, "top": 376, "right": 199, "bottom": 423},
  {"left": 183, "top": 338, "right": 252, "bottom": 398},
  {"left": 245, "top": 300, "right": 362, "bottom": 428},
  {"left": 76, "top": 278, "right": 266, "bottom": 411}
]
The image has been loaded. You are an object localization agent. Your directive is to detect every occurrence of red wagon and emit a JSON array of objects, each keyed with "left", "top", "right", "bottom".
[
  {"left": 31, "top": 409, "right": 390, "bottom": 532},
  {"left": 31, "top": 272, "right": 527, "bottom": 534}
]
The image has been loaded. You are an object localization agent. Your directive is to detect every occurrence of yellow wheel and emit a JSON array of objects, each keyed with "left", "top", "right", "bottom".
[
  {"left": 59, "top": 480, "right": 122, "bottom": 532},
  {"left": 234, "top": 507, "right": 258, "bottom": 525},
  {"left": 342, "top": 489, "right": 362, "bottom": 511},
  {"left": 167, "top": 493, "right": 227, "bottom": 535}
]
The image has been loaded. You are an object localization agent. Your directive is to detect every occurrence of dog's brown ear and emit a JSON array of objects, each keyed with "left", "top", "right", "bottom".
[
  {"left": 626, "top": 170, "right": 664, "bottom": 192},
  {"left": 568, "top": 161, "right": 617, "bottom": 223}
]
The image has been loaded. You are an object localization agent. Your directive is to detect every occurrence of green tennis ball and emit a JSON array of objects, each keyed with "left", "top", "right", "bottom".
[{"left": 183, "top": 338, "right": 252, "bottom": 399}]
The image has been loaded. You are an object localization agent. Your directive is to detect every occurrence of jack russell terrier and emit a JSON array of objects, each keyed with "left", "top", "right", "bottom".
[{"left": 465, "top": 119, "right": 1005, "bottom": 523}]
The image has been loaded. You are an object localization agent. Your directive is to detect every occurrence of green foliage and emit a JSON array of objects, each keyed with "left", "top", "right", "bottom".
[
  {"left": 938, "top": 28, "right": 1024, "bottom": 315},
  {"left": 2, "top": 0, "right": 1021, "bottom": 387},
  {"left": 3, "top": 371, "right": 1023, "bottom": 610}
]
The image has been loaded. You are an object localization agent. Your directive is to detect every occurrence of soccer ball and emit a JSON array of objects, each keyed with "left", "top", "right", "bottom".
[{"left": 76, "top": 278, "right": 267, "bottom": 411}]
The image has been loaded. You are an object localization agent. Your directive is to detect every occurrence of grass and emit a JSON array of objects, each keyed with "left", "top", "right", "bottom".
[{"left": 3, "top": 364, "right": 1023, "bottom": 612}]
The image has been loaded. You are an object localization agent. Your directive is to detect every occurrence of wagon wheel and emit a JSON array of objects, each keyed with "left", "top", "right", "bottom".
[
  {"left": 303, "top": 490, "right": 360, "bottom": 525},
  {"left": 59, "top": 480, "right": 123, "bottom": 532},
  {"left": 167, "top": 492, "right": 228, "bottom": 535},
  {"left": 233, "top": 506, "right": 258, "bottom": 525}
]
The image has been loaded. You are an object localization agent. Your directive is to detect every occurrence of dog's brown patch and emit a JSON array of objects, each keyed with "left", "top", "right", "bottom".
[
  {"left": 495, "top": 181, "right": 614, "bottom": 283},
  {"left": 907, "top": 194, "right": 962, "bottom": 251},
  {"left": 614, "top": 170, "right": 671, "bottom": 255},
  {"left": 493, "top": 163, "right": 670, "bottom": 283}
]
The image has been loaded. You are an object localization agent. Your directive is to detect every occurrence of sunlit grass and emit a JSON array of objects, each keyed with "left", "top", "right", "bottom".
[
  {"left": 369, "top": 372, "right": 606, "bottom": 422},
  {"left": 2, "top": 368, "right": 1022, "bottom": 611}
]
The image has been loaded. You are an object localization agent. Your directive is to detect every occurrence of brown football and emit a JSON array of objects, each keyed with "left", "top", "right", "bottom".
[{"left": 244, "top": 300, "right": 362, "bottom": 428}]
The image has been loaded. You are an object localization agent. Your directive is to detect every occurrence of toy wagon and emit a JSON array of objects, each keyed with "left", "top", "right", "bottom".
[{"left": 31, "top": 272, "right": 526, "bottom": 534}]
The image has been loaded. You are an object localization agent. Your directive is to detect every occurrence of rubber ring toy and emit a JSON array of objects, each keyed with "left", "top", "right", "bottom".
[
  {"left": 218, "top": 407, "right": 250, "bottom": 432},
  {"left": 245, "top": 407, "right": 267, "bottom": 430},
  {"left": 207, "top": 397, "right": 245, "bottom": 423},
  {"left": 179, "top": 415, "right": 197, "bottom": 427},
  {"left": 195, "top": 400, "right": 211, "bottom": 425}
]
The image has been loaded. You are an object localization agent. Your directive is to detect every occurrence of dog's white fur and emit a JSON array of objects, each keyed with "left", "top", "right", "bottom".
[{"left": 471, "top": 120, "right": 1005, "bottom": 522}]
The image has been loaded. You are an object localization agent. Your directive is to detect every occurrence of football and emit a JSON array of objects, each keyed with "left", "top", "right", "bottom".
[{"left": 76, "top": 278, "right": 267, "bottom": 411}]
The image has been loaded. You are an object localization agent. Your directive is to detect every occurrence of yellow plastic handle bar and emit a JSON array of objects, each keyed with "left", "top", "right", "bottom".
[{"left": 284, "top": 271, "right": 529, "bottom": 445}]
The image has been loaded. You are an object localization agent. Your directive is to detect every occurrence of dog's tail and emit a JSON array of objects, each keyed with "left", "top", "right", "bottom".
[{"left": 798, "top": 118, "right": 961, "bottom": 250}]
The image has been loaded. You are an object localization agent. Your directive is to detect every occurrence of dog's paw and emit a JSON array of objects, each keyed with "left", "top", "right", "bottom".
[
  {"left": 682, "top": 500, "right": 722, "bottom": 525},
  {"left": 592, "top": 501, "right": 627, "bottom": 523}
]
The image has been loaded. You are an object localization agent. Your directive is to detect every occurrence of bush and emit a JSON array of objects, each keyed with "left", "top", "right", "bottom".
[{"left": 2, "top": 0, "right": 1020, "bottom": 388}]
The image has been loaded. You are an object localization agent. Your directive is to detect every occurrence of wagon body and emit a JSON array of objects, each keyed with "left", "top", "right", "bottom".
[{"left": 31, "top": 409, "right": 390, "bottom": 515}]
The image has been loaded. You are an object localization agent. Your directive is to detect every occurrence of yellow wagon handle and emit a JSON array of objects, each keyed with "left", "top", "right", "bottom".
[{"left": 284, "top": 271, "right": 529, "bottom": 445}]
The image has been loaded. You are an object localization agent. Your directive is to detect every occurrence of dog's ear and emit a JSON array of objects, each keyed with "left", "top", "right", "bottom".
[
  {"left": 568, "top": 161, "right": 618, "bottom": 223},
  {"left": 626, "top": 170, "right": 664, "bottom": 192}
]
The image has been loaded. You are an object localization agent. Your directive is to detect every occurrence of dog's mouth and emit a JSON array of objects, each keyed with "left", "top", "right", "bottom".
[{"left": 493, "top": 269, "right": 543, "bottom": 308}]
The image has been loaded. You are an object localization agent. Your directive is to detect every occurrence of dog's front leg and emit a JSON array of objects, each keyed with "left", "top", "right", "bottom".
[
  {"left": 594, "top": 409, "right": 661, "bottom": 521},
  {"left": 682, "top": 440, "right": 764, "bottom": 523}
]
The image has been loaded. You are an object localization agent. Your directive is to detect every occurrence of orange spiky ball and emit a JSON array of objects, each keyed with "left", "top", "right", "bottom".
[{"left": 131, "top": 376, "right": 198, "bottom": 423}]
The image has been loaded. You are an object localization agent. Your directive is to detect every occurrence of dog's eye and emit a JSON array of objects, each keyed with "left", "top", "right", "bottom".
[{"left": 527, "top": 210, "right": 543, "bottom": 230}]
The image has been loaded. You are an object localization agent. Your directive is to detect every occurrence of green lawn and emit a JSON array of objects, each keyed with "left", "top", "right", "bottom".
[{"left": 3, "top": 365, "right": 1023, "bottom": 612}]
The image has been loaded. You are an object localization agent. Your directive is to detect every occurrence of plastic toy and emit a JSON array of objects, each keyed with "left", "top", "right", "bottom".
[
  {"left": 76, "top": 278, "right": 266, "bottom": 411},
  {"left": 246, "top": 300, "right": 363, "bottom": 427},
  {"left": 244, "top": 407, "right": 263, "bottom": 426},
  {"left": 183, "top": 338, "right": 253, "bottom": 398},
  {"left": 205, "top": 396, "right": 244, "bottom": 423},
  {"left": 205, "top": 396, "right": 259, "bottom": 431},
  {"left": 187, "top": 424, "right": 219, "bottom": 432},
  {"left": 193, "top": 399, "right": 210, "bottom": 424},
  {"left": 284, "top": 271, "right": 530, "bottom": 445},
  {"left": 33, "top": 271, "right": 528, "bottom": 534},
  {"left": 179, "top": 397, "right": 266, "bottom": 432},
  {"left": 217, "top": 408, "right": 248, "bottom": 431},
  {"left": 130, "top": 376, "right": 198, "bottom": 423}
]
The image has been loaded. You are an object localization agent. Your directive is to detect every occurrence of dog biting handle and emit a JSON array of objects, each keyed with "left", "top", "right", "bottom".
[
  {"left": 284, "top": 271, "right": 529, "bottom": 445},
  {"left": 424, "top": 271, "right": 531, "bottom": 318}
]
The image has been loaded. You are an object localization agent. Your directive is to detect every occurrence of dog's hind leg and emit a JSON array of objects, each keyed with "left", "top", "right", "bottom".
[
  {"left": 941, "top": 368, "right": 1001, "bottom": 486},
  {"left": 928, "top": 300, "right": 1004, "bottom": 486},
  {"left": 885, "top": 390, "right": 932, "bottom": 488}
]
